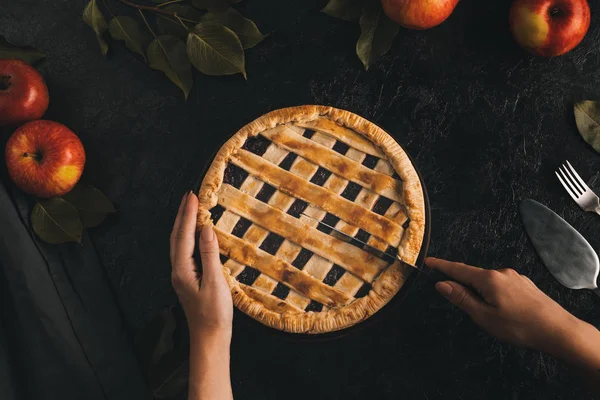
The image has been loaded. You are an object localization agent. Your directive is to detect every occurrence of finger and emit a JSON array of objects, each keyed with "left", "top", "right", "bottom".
[
  {"left": 426, "top": 257, "right": 485, "bottom": 287},
  {"left": 173, "top": 193, "right": 199, "bottom": 267},
  {"left": 435, "top": 281, "right": 487, "bottom": 315},
  {"left": 199, "top": 225, "right": 225, "bottom": 285},
  {"left": 170, "top": 193, "right": 189, "bottom": 262},
  {"left": 521, "top": 274, "right": 538, "bottom": 288}
]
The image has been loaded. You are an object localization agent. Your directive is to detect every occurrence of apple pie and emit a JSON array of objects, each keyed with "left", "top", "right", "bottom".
[{"left": 197, "top": 105, "right": 425, "bottom": 333}]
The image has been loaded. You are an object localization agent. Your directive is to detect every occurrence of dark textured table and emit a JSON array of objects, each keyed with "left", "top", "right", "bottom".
[{"left": 3, "top": 0, "right": 600, "bottom": 399}]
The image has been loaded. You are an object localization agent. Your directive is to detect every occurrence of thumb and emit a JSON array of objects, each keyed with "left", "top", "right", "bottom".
[
  {"left": 199, "top": 225, "right": 224, "bottom": 284},
  {"left": 435, "top": 281, "right": 486, "bottom": 315}
]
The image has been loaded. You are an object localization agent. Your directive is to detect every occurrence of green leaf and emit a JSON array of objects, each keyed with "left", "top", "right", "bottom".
[
  {"left": 191, "top": 0, "right": 240, "bottom": 12},
  {"left": 202, "top": 8, "right": 266, "bottom": 50},
  {"left": 0, "top": 36, "right": 46, "bottom": 64},
  {"left": 322, "top": 0, "right": 367, "bottom": 21},
  {"left": 356, "top": 0, "right": 399, "bottom": 70},
  {"left": 156, "top": 5, "right": 202, "bottom": 39},
  {"left": 109, "top": 16, "right": 149, "bottom": 62},
  {"left": 147, "top": 35, "right": 193, "bottom": 99},
  {"left": 31, "top": 199, "right": 83, "bottom": 244},
  {"left": 574, "top": 101, "right": 600, "bottom": 153},
  {"left": 83, "top": 0, "right": 109, "bottom": 56},
  {"left": 62, "top": 185, "right": 116, "bottom": 228},
  {"left": 186, "top": 22, "right": 245, "bottom": 77}
]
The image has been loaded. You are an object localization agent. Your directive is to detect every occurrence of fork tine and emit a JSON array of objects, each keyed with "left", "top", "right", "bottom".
[
  {"left": 565, "top": 161, "right": 591, "bottom": 192},
  {"left": 558, "top": 167, "right": 581, "bottom": 197},
  {"left": 556, "top": 171, "right": 580, "bottom": 202},
  {"left": 560, "top": 164, "right": 584, "bottom": 195}
]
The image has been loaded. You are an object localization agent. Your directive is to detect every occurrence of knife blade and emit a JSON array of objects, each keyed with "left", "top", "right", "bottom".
[
  {"left": 300, "top": 213, "right": 447, "bottom": 282},
  {"left": 519, "top": 199, "right": 600, "bottom": 297}
]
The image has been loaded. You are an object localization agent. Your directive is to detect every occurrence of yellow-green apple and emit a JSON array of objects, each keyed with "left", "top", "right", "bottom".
[
  {"left": 5, "top": 120, "right": 85, "bottom": 198},
  {"left": 509, "top": 0, "right": 590, "bottom": 57},
  {"left": 382, "top": 0, "right": 460, "bottom": 30},
  {"left": 0, "top": 60, "right": 49, "bottom": 127}
]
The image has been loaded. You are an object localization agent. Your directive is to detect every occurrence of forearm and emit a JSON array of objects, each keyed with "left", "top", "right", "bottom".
[
  {"left": 188, "top": 330, "right": 233, "bottom": 400},
  {"left": 548, "top": 318, "right": 600, "bottom": 392}
]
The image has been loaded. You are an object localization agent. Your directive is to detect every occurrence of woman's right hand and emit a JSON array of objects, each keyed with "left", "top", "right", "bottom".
[{"left": 425, "top": 258, "right": 598, "bottom": 361}]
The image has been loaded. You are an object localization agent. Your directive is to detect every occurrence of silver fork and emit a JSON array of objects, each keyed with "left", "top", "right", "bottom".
[{"left": 555, "top": 161, "right": 600, "bottom": 215}]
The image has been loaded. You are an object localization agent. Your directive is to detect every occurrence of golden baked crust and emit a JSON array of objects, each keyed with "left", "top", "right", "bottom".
[{"left": 197, "top": 105, "right": 425, "bottom": 333}]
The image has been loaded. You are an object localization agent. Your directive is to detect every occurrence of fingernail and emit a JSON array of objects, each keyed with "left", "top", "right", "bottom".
[
  {"left": 200, "top": 225, "right": 214, "bottom": 242},
  {"left": 436, "top": 282, "right": 453, "bottom": 297}
]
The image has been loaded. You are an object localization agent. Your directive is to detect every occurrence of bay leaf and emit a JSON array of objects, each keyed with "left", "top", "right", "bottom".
[
  {"left": 191, "top": 0, "right": 240, "bottom": 12},
  {"left": 31, "top": 199, "right": 83, "bottom": 244},
  {"left": 202, "top": 8, "right": 266, "bottom": 50},
  {"left": 356, "top": 0, "right": 399, "bottom": 70},
  {"left": 62, "top": 185, "right": 116, "bottom": 228},
  {"left": 0, "top": 36, "right": 46, "bottom": 64},
  {"left": 574, "top": 101, "right": 600, "bottom": 153},
  {"left": 322, "top": 0, "right": 367, "bottom": 21},
  {"left": 147, "top": 35, "right": 193, "bottom": 99},
  {"left": 109, "top": 16, "right": 149, "bottom": 62},
  {"left": 156, "top": 5, "right": 202, "bottom": 39},
  {"left": 186, "top": 22, "right": 245, "bottom": 77},
  {"left": 83, "top": 0, "right": 109, "bottom": 56}
]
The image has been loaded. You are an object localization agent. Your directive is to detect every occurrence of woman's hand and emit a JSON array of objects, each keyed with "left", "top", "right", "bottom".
[
  {"left": 426, "top": 257, "right": 600, "bottom": 391},
  {"left": 425, "top": 257, "right": 577, "bottom": 353},
  {"left": 170, "top": 191, "right": 234, "bottom": 400},
  {"left": 170, "top": 191, "right": 233, "bottom": 338}
]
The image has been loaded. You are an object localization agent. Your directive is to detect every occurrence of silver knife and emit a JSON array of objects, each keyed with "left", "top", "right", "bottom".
[
  {"left": 300, "top": 213, "right": 447, "bottom": 282},
  {"left": 520, "top": 199, "right": 600, "bottom": 297}
]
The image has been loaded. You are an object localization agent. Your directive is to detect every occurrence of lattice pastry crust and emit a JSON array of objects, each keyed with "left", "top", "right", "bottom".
[{"left": 197, "top": 106, "right": 425, "bottom": 333}]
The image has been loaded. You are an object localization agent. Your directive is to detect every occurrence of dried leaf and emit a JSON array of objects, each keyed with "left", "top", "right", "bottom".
[
  {"left": 62, "top": 185, "right": 116, "bottom": 228},
  {"left": 134, "top": 307, "right": 188, "bottom": 399},
  {"left": 574, "top": 101, "right": 600, "bottom": 153},
  {"left": 31, "top": 199, "right": 83, "bottom": 244},
  {"left": 147, "top": 35, "right": 193, "bottom": 99},
  {"left": 356, "top": 0, "right": 399, "bottom": 70},
  {"left": 156, "top": 5, "right": 202, "bottom": 39},
  {"left": 202, "top": 8, "right": 266, "bottom": 50},
  {"left": 186, "top": 22, "right": 245, "bottom": 77},
  {"left": 151, "top": 352, "right": 188, "bottom": 398},
  {"left": 191, "top": 0, "right": 240, "bottom": 12},
  {"left": 0, "top": 36, "right": 46, "bottom": 64},
  {"left": 135, "top": 307, "right": 177, "bottom": 369},
  {"left": 322, "top": 0, "right": 367, "bottom": 21},
  {"left": 109, "top": 16, "right": 149, "bottom": 62},
  {"left": 83, "top": 0, "right": 109, "bottom": 56}
]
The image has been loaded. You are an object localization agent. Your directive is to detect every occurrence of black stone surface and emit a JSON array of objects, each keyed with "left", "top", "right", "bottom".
[{"left": 3, "top": 0, "right": 600, "bottom": 399}]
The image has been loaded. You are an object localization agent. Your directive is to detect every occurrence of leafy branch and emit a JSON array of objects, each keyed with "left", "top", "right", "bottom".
[
  {"left": 82, "top": 0, "right": 266, "bottom": 99},
  {"left": 31, "top": 185, "right": 116, "bottom": 244},
  {"left": 323, "top": 0, "right": 398, "bottom": 70}
]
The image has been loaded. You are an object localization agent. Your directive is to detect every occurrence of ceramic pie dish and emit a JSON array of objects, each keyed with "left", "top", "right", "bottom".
[{"left": 197, "top": 105, "right": 426, "bottom": 334}]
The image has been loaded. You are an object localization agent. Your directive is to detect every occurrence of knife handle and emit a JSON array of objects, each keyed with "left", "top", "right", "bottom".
[{"left": 418, "top": 265, "right": 450, "bottom": 284}]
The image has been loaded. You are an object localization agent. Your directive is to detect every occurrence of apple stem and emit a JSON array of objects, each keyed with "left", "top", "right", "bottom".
[
  {"left": 23, "top": 152, "right": 42, "bottom": 161},
  {"left": 0, "top": 75, "right": 10, "bottom": 91},
  {"left": 549, "top": 7, "right": 560, "bottom": 17}
]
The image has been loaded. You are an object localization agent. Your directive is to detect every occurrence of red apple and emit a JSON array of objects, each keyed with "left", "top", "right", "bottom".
[
  {"left": 5, "top": 120, "right": 85, "bottom": 198},
  {"left": 382, "top": 0, "right": 460, "bottom": 30},
  {"left": 509, "top": 0, "right": 590, "bottom": 57},
  {"left": 0, "top": 60, "right": 49, "bottom": 127}
]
